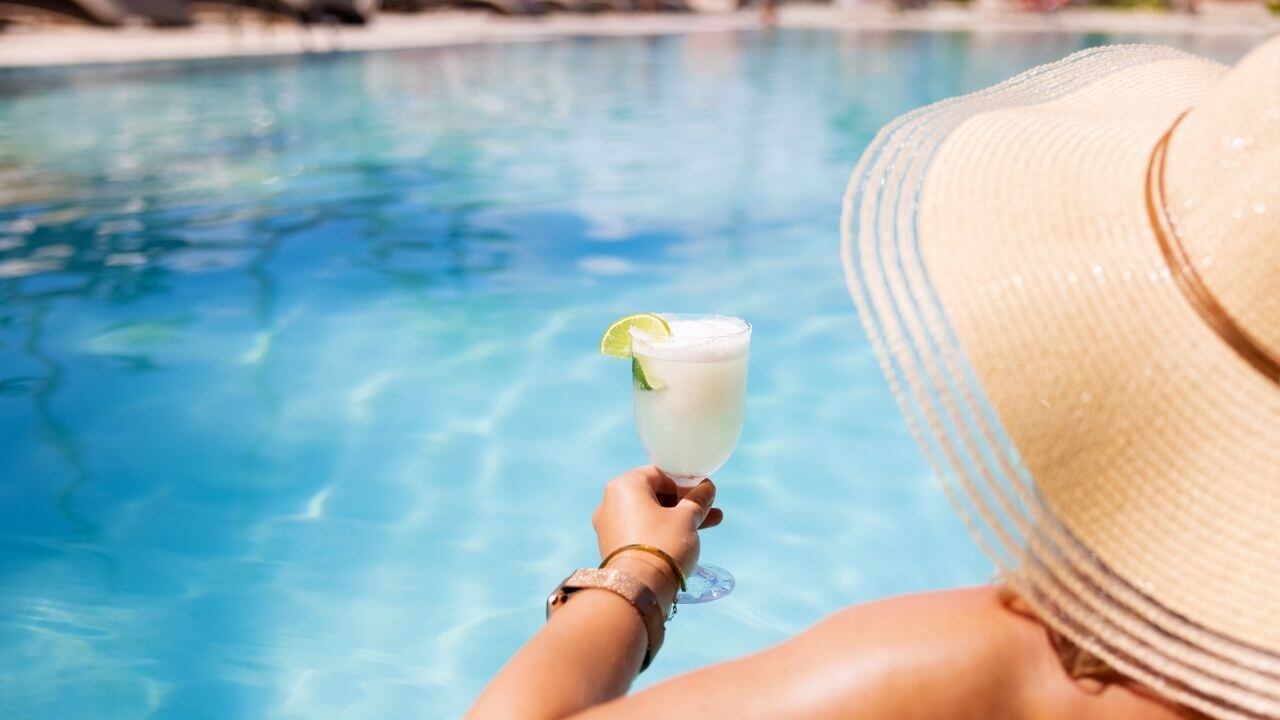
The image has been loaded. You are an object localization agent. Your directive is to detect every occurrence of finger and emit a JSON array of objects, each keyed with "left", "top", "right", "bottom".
[
  {"left": 631, "top": 466, "right": 678, "bottom": 496},
  {"left": 698, "top": 508, "right": 724, "bottom": 530},
  {"left": 611, "top": 466, "right": 676, "bottom": 501},
  {"left": 676, "top": 479, "right": 716, "bottom": 526}
]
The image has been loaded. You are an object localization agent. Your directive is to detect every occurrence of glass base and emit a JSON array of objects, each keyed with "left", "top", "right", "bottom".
[
  {"left": 664, "top": 472, "right": 706, "bottom": 489},
  {"left": 676, "top": 564, "right": 734, "bottom": 604}
]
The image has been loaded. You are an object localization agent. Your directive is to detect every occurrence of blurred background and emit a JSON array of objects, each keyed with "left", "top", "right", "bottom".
[
  {"left": 0, "top": 2, "right": 1274, "bottom": 719},
  {"left": 0, "top": 0, "right": 1279, "bottom": 34}
]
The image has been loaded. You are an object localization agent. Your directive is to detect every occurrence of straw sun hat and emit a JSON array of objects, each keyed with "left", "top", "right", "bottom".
[{"left": 840, "top": 37, "right": 1280, "bottom": 720}]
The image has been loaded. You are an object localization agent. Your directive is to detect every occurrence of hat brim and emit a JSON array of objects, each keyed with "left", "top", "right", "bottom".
[{"left": 841, "top": 45, "right": 1280, "bottom": 720}]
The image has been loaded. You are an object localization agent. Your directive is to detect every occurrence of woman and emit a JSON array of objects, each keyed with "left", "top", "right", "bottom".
[{"left": 469, "top": 36, "right": 1280, "bottom": 720}]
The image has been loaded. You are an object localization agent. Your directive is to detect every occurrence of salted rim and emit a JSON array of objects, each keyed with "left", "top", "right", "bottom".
[{"left": 630, "top": 313, "right": 751, "bottom": 363}]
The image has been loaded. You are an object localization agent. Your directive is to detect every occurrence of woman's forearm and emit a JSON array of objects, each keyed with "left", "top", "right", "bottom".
[{"left": 466, "top": 555, "right": 676, "bottom": 720}]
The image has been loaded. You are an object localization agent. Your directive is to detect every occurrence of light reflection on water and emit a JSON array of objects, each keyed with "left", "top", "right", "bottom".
[{"left": 0, "top": 30, "right": 1257, "bottom": 719}]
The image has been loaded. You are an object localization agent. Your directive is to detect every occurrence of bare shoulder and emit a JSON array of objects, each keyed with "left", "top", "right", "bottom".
[
  {"left": 805, "top": 587, "right": 1191, "bottom": 720},
  {"left": 580, "top": 586, "right": 1187, "bottom": 720},
  {"left": 784, "top": 586, "right": 1040, "bottom": 719},
  {"left": 812, "top": 585, "right": 1024, "bottom": 644},
  {"left": 582, "top": 587, "right": 1037, "bottom": 720}
]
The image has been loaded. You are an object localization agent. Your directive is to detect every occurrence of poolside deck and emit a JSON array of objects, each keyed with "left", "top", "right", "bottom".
[{"left": 0, "top": 5, "right": 1277, "bottom": 68}]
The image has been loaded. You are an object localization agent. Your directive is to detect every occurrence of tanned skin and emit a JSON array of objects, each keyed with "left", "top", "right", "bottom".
[{"left": 468, "top": 466, "right": 1189, "bottom": 720}]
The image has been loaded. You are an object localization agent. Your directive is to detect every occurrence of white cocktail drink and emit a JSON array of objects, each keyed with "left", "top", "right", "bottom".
[{"left": 631, "top": 314, "right": 751, "bottom": 487}]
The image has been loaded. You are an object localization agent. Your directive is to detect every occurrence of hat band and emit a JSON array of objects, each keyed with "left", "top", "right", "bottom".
[{"left": 1146, "top": 113, "right": 1280, "bottom": 386}]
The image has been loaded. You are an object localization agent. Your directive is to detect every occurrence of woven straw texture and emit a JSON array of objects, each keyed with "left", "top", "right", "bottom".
[{"left": 841, "top": 39, "right": 1280, "bottom": 720}]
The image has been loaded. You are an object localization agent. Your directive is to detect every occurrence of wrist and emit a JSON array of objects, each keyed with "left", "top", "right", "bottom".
[
  {"left": 546, "top": 567, "right": 666, "bottom": 673},
  {"left": 604, "top": 554, "right": 677, "bottom": 612}
]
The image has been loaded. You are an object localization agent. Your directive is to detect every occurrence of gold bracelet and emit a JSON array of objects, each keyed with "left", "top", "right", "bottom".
[{"left": 599, "top": 544, "right": 687, "bottom": 593}]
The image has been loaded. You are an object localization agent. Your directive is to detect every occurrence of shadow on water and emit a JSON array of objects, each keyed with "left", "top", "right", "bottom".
[
  {"left": 8, "top": 298, "right": 121, "bottom": 589},
  {"left": 21, "top": 304, "right": 93, "bottom": 535}
]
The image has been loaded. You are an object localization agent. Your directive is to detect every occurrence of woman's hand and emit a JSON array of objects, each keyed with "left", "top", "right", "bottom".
[{"left": 591, "top": 466, "right": 723, "bottom": 603}]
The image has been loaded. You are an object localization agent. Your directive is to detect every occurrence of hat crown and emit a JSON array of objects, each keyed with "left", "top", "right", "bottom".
[{"left": 1166, "top": 35, "right": 1280, "bottom": 364}]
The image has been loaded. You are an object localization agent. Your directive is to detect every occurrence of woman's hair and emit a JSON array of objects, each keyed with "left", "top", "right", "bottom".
[{"left": 997, "top": 585, "right": 1211, "bottom": 720}]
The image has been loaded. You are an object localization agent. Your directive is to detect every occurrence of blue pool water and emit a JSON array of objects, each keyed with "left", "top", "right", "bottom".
[{"left": 0, "top": 29, "right": 1257, "bottom": 719}]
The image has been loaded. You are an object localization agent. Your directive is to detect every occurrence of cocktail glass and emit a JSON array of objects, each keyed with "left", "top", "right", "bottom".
[{"left": 630, "top": 313, "right": 750, "bottom": 604}]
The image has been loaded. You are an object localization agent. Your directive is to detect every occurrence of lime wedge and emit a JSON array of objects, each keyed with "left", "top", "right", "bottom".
[
  {"left": 632, "top": 356, "right": 662, "bottom": 391},
  {"left": 599, "top": 313, "right": 670, "bottom": 359}
]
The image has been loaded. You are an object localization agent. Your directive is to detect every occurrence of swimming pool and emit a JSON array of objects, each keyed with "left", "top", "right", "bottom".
[{"left": 0, "top": 29, "right": 1258, "bottom": 719}]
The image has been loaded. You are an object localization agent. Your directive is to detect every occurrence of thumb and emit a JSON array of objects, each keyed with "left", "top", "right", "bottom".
[{"left": 676, "top": 480, "right": 716, "bottom": 526}]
